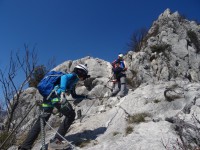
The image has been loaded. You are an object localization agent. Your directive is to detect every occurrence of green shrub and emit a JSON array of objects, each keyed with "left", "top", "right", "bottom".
[
  {"left": 187, "top": 30, "right": 200, "bottom": 53},
  {"left": 113, "top": 131, "right": 121, "bottom": 136},
  {"left": 153, "top": 99, "right": 161, "bottom": 103},
  {"left": 128, "top": 112, "right": 151, "bottom": 124},
  {"left": 125, "top": 126, "right": 133, "bottom": 135},
  {"left": 28, "top": 65, "right": 47, "bottom": 87}
]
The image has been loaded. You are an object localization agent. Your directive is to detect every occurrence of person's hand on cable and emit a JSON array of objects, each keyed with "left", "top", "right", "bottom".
[{"left": 60, "top": 92, "right": 67, "bottom": 105}]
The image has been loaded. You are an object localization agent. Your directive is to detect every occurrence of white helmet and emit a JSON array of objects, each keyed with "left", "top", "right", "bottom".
[
  {"left": 118, "top": 53, "right": 123, "bottom": 58},
  {"left": 74, "top": 64, "right": 89, "bottom": 79}
]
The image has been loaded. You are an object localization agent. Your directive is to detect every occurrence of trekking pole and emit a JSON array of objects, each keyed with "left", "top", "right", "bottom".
[{"left": 0, "top": 103, "right": 36, "bottom": 149}]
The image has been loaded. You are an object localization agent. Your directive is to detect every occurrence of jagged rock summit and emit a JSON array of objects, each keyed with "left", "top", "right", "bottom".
[
  {"left": 124, "top": 8, "right": 200, "bottom": 86},
  {"left": 8, "top": 9, "right": 200, "bottom": 150}
]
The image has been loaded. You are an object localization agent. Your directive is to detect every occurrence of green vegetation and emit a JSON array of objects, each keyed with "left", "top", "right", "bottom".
[
  {"left": 113, "top": 131, "right": 121, "bottom": 136},
  {"left": 127, "top": 112, "right": 151, "bottom": 124},
  {"left": 153, "top": 99, "right": 161, "bottom": 103},
  {"left": 28, "top": 65, "right": 47, "bottom": 88},
  {"left": 125, "top": 126, "right": 134, "bottom": 135}
]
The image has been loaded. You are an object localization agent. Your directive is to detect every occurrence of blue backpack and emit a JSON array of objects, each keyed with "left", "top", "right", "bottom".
[{"left": 37, "top": 71, "right": 65, "bottom": 98}]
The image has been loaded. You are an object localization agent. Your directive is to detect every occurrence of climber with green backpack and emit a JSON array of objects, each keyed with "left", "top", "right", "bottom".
[{"left": 18, "top": 64, "right": 90, "bottom": 150}]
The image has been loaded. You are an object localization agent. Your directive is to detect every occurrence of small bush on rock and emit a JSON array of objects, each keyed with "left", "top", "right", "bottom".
[
  {"left": 127, "top": 112, "right": 151, "bottom": 124},
  {"left": 113, "top": 131, "right": 121, "bottom": 136},
  {"left": 125, "top": 126, "right": 134, "bottom": 135}
]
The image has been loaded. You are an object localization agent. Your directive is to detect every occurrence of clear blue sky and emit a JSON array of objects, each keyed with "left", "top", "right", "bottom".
[
  {"left": 0, "top": 0, "right": 199, "bottom": 67},
  {"left": 0, "top": 0, "right": 199, "bottom": 105}
]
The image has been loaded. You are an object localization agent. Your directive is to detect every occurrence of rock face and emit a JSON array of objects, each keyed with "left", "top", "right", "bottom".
[
  {"left": 124, "top": 8, "right": 200, "bottom": 87},
  {"left": 11, "top": 57, "right": 114, "bottom": 144},
  {"left": 8, "top": 9, "right": 200, "bottom": 150}
]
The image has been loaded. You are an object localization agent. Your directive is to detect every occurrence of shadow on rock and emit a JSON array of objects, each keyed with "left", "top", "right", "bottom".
[{"left": 65, "top": 127, "right": 107, "bottom": 147}]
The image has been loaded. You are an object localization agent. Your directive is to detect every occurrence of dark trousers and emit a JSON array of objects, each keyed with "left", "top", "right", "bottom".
[{"left": 20, "top": 102, "right": 75, "bottom": 149}]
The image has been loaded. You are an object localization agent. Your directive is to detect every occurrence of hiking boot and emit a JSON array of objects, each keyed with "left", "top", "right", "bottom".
[
  {"left": 119, "top": 94, "right": 125, "bottom": 98},
  {"left": 110, "top": 93, "right": 115, "bottom": 97},
  {"left": 49, "top": 138, "right": 70, "bottom": 149}
]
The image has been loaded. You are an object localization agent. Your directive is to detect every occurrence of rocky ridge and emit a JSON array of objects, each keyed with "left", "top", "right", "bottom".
[{"left": 8, "top": 9, "right": 200, "bottom": 150}]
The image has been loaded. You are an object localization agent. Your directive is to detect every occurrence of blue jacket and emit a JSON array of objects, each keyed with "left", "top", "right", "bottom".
[{"left": 55, "top": 73, "right": 85, "bottom": 99}]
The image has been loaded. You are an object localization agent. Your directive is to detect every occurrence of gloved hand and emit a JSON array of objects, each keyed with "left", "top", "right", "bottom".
[{"left": 60, "top": 92, "right": 67, "bottom": 105}]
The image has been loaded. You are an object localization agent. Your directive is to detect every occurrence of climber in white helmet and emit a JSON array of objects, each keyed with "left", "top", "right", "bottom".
[
  {"left": 111, "top": 53, "right": 127, "bottom": 97},
  {"left": 19, "top": 64, "right": 90, "bottom": 150}
]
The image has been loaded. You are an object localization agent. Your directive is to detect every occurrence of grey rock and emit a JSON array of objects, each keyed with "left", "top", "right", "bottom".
[{"left": 8, "top": 9, "right": 200, "bottom": 150}]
